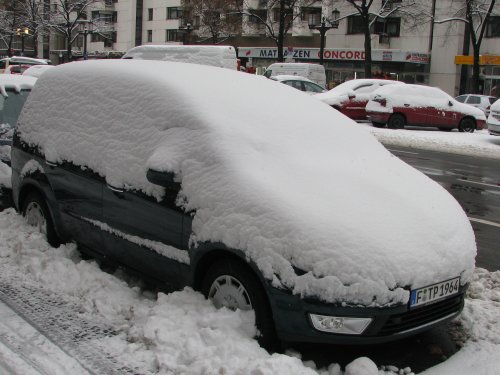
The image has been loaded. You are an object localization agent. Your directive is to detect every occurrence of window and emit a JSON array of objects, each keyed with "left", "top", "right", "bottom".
[
  {"left": 301, "top": 7, "right": 321, "bottom": 26},
  {"left": 249, "top": 10, "right": 267, "bottom": 23},
  {"left": 166, "top": 29, "right": 180, "bottom": 42},
  {"left": 303, "top": 81, "right": 324, "bottom": 93},
  {"left": 272, "top": 8, "right": 293, "bottom": 23},
  {"left": 147, "top": 29, "right": 152, "bottom": 42},
  {"left": 347, "top": 16, "right": 365, "bottom": 34},
  {"left": 486, "top": 16, "right": 500, "bottom": 38},
  {"left": 148, "top": 8, "right": 153, "bottom": 21},
  {"left": 455, "top": 95, "right": 467, "bottom": 103},
  {"left": 374, "top": 17, "right": 400, "bottom": 37},
  {"left": 466, "top": 96, "right": 481, "bottom": 104},
  {"left": 167, "top": 7, "right": 183, "bottom": 20}
]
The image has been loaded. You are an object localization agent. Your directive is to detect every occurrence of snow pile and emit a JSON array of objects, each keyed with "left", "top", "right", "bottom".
[
  {"left": 0, "top": 209, "right": 499, "bottom": 374},
  {"left": 22, "top": 64, "right": 55, "bottom": 78},
  {"left": 17, "top": 60, "right": 476, "bottom": 306},
  {"left": 363, "top": 125, "right": 500, "bottom": 160},
  {"left": 122, "top": 45, "right": 237, "bottom": 70},
  {"left": 366, "top": 84, "right": 486, "bottom": 119}
]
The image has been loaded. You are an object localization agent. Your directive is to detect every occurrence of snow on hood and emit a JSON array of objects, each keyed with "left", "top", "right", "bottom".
[
  {"left": 367, "top": 84, "right": 487, "bottom": 119},
  {"left": 0, "top": 75, "right": 37, "bottom": 96},
  {"left": 17, "top": 60, "right": 476, "bottom": 306}
]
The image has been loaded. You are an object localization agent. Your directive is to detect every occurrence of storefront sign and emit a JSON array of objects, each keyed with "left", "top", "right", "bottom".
[
  {"left": 238, "top": 47, "right": 429, "bottom": 64},
  {"left": 455, "top": 55, "right": 500, "bottom": 65}
]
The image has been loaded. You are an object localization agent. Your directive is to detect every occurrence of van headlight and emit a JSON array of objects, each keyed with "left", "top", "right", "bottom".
[{"left": 309, "top": 314, "right": 372, "bottom": 334}]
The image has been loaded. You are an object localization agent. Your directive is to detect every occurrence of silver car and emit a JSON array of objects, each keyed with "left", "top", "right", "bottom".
[{"left": 455, "top": 94, "right": 497, "bottom": 116}]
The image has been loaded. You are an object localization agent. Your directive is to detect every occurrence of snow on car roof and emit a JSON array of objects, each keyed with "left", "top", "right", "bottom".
[
  {"left": 122, "top": 45, "right": 237, "bottom": 70},
  {"left": 318, "top": 78, "right": 403, "bottom": 97},
  {"left": 18, "top": 60, "right": 475, "bottom": 306},
  {"left": 0, "top": 74, "right": 37, "bottom": 96},
  {"left": 372, "top": 84, "right": 486, "bottom": 117}
]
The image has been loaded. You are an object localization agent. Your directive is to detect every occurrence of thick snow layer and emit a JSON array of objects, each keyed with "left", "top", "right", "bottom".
[
  {"left": 0, "top": 209, "right": 498, "bottom": 375},
  {"left": 315, "top": 79, "right": 403, "bottom": 106},
  {"left": 22, "top": 64, "right": 55, "bottom": 78},
  {"left": 366, "top": 84, "right": 486, "bottom": 119},
  {"left": 17, "top": 60, "right": 476, "bottom": 306},
  {"left": 122, "top": 45, "right": 237, "bottom": 70}
]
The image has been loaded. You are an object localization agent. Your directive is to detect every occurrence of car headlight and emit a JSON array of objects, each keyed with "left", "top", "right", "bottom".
[{"left": 309, "top": 314, "right": 372, "bottom": 335}]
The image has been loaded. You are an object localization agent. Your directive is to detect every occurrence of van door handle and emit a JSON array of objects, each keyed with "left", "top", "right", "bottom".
[
  {"left": 404, "top": 103, "right": 410, "bottom": 107},
  {"left": 107, "top": 184, "right": 124, "bottom": 193},
  {"left": 45, "top": 160, "right": 57, "bottom": 167}
]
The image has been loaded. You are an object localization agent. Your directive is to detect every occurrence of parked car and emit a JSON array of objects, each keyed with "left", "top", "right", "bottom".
[
  {"left": 22, "top": 64, "right": 55, "bottom": 78},
  {"left": 13, "top": 60, "right": 475, "bottom": 349},
  {"left": 315, "top": 79, "right": 404, "bottom": 121},
  {"left": 0, "top": 56, "right": 49, "bottom": 74},
  {"left": 455, "top": 94, "right": 497, "bottom": 116},
  {"left": 0, "top": 75, "right": 37, "bottom": 166},
  {"left": 366, "top": 84, "right": 486, "bottom": 132},
  {"left": 270, "top": 75, "right": 326, "bottom": 94},
  {"left": 263, "top": 63, "right": 326, "bottom": 87},
  {"left": 486, "top": 98, "right": 500, "bottom": 135}
]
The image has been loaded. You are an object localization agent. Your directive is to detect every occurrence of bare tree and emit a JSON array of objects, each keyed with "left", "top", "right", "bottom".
[
  {"left": 435, "top": 0, "right": 496, "bottom": 93},
  {"left": 333, "top": 0, "right": 426, "bottom": 78},
  {"left": 16, "top": 0, "right": 47, "bottom": 57},
  {"left": 46, "top": 0, "right": 101, "bottom": 61},
  {"left": 237, "top": 0, "right": 317, "bottom": 62},
  {"left": 183, "top": 0, "right": 242, "bottom": 44},
  {"left": 0, "top": 0, "right": 22, "bottom": 56}
]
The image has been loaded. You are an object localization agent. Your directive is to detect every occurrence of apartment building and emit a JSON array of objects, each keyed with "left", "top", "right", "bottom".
[{"left": 6, "top": 0, "right": 500, "bottom": 96}]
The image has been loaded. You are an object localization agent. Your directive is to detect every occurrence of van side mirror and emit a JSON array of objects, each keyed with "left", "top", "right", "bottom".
[
  {"left": 347, "top": 90, "right": 356, "bottom": 100},
  {"left": 448, "top": 100, "right": 453, "bottom": 106},
  {"left": 146, "top": 169, "right": 180, "bottom": 190}
]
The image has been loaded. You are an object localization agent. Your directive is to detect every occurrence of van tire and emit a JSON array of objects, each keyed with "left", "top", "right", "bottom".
[
  {"left": 22, "top": 192, "right": 60, "bottom": 247},
  {"left": 201, "top": 259, "right": 279, "bottom": 351}
]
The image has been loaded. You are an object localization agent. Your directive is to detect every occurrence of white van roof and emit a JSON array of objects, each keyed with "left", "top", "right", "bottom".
[{"left": 122, "top": 45, "right": 237, "bottom": 70}]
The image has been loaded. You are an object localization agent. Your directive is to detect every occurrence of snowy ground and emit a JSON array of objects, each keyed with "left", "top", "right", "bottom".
[{"left": 0, "top": 124, "right": 499, "bottom": 375}]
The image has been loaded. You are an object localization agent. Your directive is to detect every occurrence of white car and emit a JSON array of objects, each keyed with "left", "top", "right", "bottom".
[
  {"left": 455, "top": 94, "right": 497, "bottom": 116},
  {"left": 270, "top": 75, "right": 326, "bottom": 95},
  {"left": 314, "top": 79, "right": 404, "bottom": 120},
  {"left": 486, "top": 98, "right": 500, "bottom": 135}
]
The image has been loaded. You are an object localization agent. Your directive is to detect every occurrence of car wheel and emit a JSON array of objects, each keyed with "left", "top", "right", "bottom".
[
  {"left": 202, "top": 259, "right": 278, "bottom": 351},
  {"left": 387, "top": 114, "right": 406, "bottom": 129},
  {"left": 22, "top": 192, "right": 60, "bottom": 247},
  {"left": 458, "top": 117, "right": 476, "bottom": 133},
  {"left": 372, "top": 122, "right": 386, "bottom": 128}
]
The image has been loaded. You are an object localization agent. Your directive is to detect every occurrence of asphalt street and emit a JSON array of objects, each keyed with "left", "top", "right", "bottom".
[{"left": 387, "top": 146, "right": 500, "bottom": 272}]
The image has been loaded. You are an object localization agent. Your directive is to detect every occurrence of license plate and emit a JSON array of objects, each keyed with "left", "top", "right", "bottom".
[{"left": 410, "top": 277, "right": 460, "bottom": 308}]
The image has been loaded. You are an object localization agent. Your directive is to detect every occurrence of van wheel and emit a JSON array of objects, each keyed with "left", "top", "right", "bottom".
[
  {"left": 459, "top": 118, "right": 476, "bottom": 133},
  {"left": 201, "top": 259, "right": 278, "bottom": 351},
  {"left": 387, "top": 114, "right": 405, "bottom": 129},
  {"left": 22, "top": 192, "right": 60, "bottom": 247}
]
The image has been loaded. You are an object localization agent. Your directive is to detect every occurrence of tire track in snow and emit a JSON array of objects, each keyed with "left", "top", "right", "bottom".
[{"left": 0, "top": 266, "right": 152, "bottom": 375}]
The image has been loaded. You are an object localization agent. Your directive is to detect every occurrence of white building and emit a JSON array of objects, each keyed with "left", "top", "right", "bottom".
[{"left": 42, "top": 0, "right": 500, "bottom": 96}]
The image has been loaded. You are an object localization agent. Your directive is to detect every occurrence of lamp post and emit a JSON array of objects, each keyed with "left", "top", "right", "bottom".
[
  {"left": 308, "top": 8, "right": 340, "bottom": 66},
  {"left": 16, "top": 27, "right": 30, "bottom": 56},
  {"left": 82, "top": 25, "right": 89, "bottom": 60},
  {"left": 178, "top": 22, "right": 193, "bottom": 45}
]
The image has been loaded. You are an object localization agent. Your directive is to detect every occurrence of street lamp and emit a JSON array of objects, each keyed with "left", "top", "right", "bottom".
[
  {"left": 178, "top": 22, "right": 193, "bottom": 45},
  {"left": 308, "top": 8, "right": 340, "bottom": 66},
  {"left": 16, "top": 27, "right": 30, "bottom": 56},
  {"left": 82, "top": 25, "right": 89, "bottom": 60}
]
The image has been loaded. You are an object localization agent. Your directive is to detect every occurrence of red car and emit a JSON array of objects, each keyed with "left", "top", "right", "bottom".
[
  {"left": 366, "top": 84, "right": 486, "bottom": 132},
  {"left": 315, "top": 79, "right": 403, "bottom": 121}
]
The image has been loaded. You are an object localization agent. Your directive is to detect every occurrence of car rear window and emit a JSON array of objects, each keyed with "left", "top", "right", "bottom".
[
  {"left": 455, "top": 95, "right": 467, "bottom": 103},
  {"left": 0, "top": 89, "right": 31, "bottom": 128},
  {"left": 466, "top": 96, "right": 481, "bottom": 104},
  {"left": 489, "top": 97, "right": 497, "bottom": 105}
]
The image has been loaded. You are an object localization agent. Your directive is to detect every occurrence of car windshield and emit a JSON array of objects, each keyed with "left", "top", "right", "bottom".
[{"left": 0, "top": 88, "right": 31, "bottom": 129}]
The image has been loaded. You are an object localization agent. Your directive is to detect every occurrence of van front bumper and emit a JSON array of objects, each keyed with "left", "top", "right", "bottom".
[{"left": 268, "top": 285, "right": 466, "bottom": 344}]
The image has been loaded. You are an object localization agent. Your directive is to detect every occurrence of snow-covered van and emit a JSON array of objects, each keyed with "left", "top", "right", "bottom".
[
  {"left": 263, "top": 63, "right": 326, "bottom": 88},
  {"left": 122, "top": 45, "right": 238, "bottom": 70},
  {"left": 12, "top": 60, "right": 475, "bottom": 349}
]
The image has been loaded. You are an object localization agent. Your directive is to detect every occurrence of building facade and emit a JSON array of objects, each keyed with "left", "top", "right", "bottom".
[{"left": 4, "top": 0, "right": 500, "bottom": 96}]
